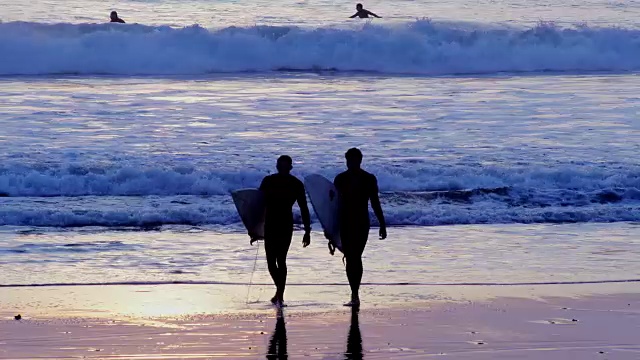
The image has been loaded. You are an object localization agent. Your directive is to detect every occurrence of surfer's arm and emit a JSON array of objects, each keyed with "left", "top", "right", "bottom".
[
  {"left": 297, "top": 185, "right": 312, "bottom": 233},
  {"left": 297, "top": 183, "right": 311, "bottom": 247},
  {"left": 349, "top": 13, "right": 359, "bottom": 18},
  {"left": 370, "top": 176, "right": 386, "bottom": 239},
  {"left": 367, "top": 10, "right": 381, "bottom": 18},
  {"left": 333, "top": 174, "right": 341, "bottom": 188},
  {"left": 259, "top": 176, "right": 268, "bottom": 191}
]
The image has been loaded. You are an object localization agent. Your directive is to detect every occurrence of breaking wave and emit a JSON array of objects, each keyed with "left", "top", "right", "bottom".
[
  {"left": 0, "top": 163, "right": 638, "bottom": 227},
  {"left": 2, "top": 20, "right": 640, "bottom": 75}
]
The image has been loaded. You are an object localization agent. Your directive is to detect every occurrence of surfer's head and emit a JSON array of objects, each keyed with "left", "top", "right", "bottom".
[
  {"left": 345, "top": 148, "right": 363, "bottom": 169},
  {"left": 110, "top": 11, "right": 119, "bottom": 20},
  {"left": 276, "top": 155, "right": 293, "bottom": 174},
  {"left": 356, "top": 3, "right": 363, "bottom": 10}
]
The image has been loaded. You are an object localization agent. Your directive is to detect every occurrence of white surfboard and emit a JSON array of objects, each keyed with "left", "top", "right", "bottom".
[
  {"left": 304, "top": 174, "right": 342, "bottom": 252},
  {"left": 231, "top": 189, "right": 265, "bottom": 240}
]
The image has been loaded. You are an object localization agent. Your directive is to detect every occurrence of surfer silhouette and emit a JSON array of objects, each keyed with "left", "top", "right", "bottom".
[
  {"left": 260, "top": 155, "right": 312, "bottom": 308},
  {"left": 110, "top": 11, "right": 125, "bottom": 23},
  {"left": 334, "top": 148, "right": 386, "bottom": 307},
  {"left": 349, "top": 3, "right": 381, "bottom": 18}
]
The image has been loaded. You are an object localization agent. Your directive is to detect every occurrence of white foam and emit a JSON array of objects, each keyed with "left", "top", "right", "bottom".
[
  {"left": 0, "top": 163, "right": 638, "bottom": 227},
  {"left": 0, "top": 163, "right": 638, "bottom": 197},
  {"left": 2, "top": 21, "right": 640, "bottom": 75}
]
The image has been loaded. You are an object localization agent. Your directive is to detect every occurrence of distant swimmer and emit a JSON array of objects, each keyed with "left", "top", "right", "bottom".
[
  {"left": 260, "top": 155, "right": 312, "bottom": 308},
  {"left": 334, "top": 148, "right": 386, "bottom": 307},
  {"left": 110, "top": 11, "right": 125, "bottom": 23},
  {"left": 349, "top": 3, "right": 381, "bottom": 19}
]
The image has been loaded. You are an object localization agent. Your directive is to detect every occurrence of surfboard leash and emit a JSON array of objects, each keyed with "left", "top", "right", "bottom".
[
  {"left": 326, "top": 241, "right": 346, "bottom": 266},
  {"left": 246, "top": 240, "right": 261, "bottom": 305}
]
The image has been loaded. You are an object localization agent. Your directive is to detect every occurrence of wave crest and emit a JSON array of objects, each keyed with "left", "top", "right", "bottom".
[
  {"left": 0, "top": 163, "right": 638, "bottom": 227},
  {"left": 2, "top": 20, "right": 640, "bottom": 75}
]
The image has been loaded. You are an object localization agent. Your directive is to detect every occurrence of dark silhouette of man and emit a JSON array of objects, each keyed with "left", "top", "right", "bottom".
[
  {"left": 334, "top": 148, "right": 386, "bottom": 307},
  {"left": 349, "top": 3, "right": 381, "bottom": 18},
  {"left": 110, "top": 11, "right": 125, "bottom": 23},
  {"left": 260, "top": 155, "right": 311, "bottom": 308}
]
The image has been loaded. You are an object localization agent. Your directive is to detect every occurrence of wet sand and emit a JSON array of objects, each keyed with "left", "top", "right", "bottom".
[{"left": 1, "top": 284, "right": 639, "bottom": 359}]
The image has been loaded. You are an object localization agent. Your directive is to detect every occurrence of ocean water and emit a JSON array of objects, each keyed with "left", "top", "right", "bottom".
[{"left": 0, "top": 0, "right": 639, "bottom": 289}]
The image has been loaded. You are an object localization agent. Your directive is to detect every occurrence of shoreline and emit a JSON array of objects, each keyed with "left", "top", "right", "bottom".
[
  {"left": 3, "top": 223, "right": 640, "bottom": 290},
  {"left": 3, "top": 277, "right": 640, "bottom": 288},
  {"left": 2, "top": 282, "right": 640, "bottom": 320}
]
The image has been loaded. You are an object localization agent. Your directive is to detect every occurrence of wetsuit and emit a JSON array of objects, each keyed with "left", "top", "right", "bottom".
[
  {"left": 334, "top": 168, "right": 382, "bottom": 295},
  {"left": 259, "top": 173, "right": 310, "bottom": 296},
  {"left": 350, "top": 9, "right": 381, "bottom": 18},
  {"left": 110, "top": 17, "right": 125, "bottom": 23},
  {"left": 335, "top": 169, "right": 378, "bottom": 254}
]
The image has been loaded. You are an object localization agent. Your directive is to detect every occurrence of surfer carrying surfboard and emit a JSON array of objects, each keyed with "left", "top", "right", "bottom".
[
  {"left": 259, "top": 155, "right": 312, "bottom": 308},
  {"left": 334, "top": 148, "right": 387, "bottom": 307}
]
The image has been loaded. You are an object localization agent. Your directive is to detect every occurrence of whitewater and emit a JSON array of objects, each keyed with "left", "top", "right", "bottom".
[{"left": 2, "top": 21, "right": 640, "bottom": 75}]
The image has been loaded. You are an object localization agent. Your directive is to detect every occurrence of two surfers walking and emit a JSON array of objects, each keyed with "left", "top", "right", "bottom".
[{"left": 255, "top": 148, "right": 387, "bottom": 308}]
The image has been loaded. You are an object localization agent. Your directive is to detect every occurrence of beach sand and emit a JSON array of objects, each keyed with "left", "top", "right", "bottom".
[{"left": 1, "top": 283, "right": 639, "bottom": 359}]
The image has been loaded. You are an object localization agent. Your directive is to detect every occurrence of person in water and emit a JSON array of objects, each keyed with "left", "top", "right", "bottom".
[
  {"left": 259, "top": 155, "right": 312, "bottom": 308},
  {"left": 349, "top": 3, "right": 381, "bottom": 18},
  {"left": 334, "top": 148, "right": 386, "bottom": 307},
  {"left": 110, "top": 11, "right": 125, "bottom": 23}
]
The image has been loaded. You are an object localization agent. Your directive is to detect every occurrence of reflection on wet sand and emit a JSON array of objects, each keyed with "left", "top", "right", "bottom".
[
  {"left": 267, "top": 310, "right": 287, "bottom": 359},
  {"left": 345, "top": 307, "right": 363, "bottom": 359},
  {"left": 264, "top": 307, "right": 362, "bottom": 359}
]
